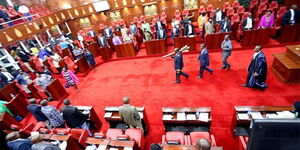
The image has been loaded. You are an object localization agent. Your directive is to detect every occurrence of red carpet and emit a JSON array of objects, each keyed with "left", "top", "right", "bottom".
[{"left": 22, "top": 46, "right": 300, "bottom": 150}]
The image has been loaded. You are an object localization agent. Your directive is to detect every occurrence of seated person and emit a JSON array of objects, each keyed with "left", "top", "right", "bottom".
[
  {"left": 35, "top": 72, "right": 52, "bottom": 90},
  {"left": 30, "top": 134, "right": 60, "bottom": 150},
  {"left": 150, "top": 143, "right": 162, "bottom": 150},
  {"left": 16, "top": 70, "right": 32, "bottom": 94},
  {"left": 72, "top": 45, "right": 84, "bottom": 60},
  {"left": 242, "top": 13, "right": 254, "bottom": 31},
  {"left": 112, "top": 34, "right": 123, "bottom": 45},
  {"left": 205, "top": 18, "right": 215, "bottom": 35},
  {"left": 38, "top": 48, "right": 51, "bottom": 61},
  {"left": 142, "top": 21, "right": 151, "bottom": 32},
  {"left": 196, "top": 138, "right": 211, "bottom": 150},
  {"left": 198, "top": 12, "right": 208, "bottom": 33},
  {"left": 6, "top": 131, "right": 32, "bottom": 150},
  {"left": 184, "top": 21, "right": 196, "bottom": 37},
  {"left": 123, "top": 32, "right": 134, "bottom": 43},
  {"left": 258, "top": 10, "right": 274, "bottom": 29},
  {"left": 294, "top": 101, "right": 300, "bottom": 118},
  {"left": 143, "top": 29, "right": 152, "bottom": 42},
  {"left": 157, "top": 26, "right": 166, "bottom": 39}
]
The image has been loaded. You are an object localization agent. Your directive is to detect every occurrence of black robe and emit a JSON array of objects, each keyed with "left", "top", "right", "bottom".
[{"left": 246, "top": 52, "right": 268, "bottom": 89}]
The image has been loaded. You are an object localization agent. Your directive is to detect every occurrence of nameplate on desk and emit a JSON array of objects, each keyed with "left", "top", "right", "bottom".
[
  {"left": 186, "top": 114, "right": 196, "bottom": 120},
  {"left": 97, "top": 145, "right": 108, "bottom": 150},
  {"left": 124, "top": 147, "right": 133, "bottom": 150},
  {"left": 237, "top": 113, "right": 249, "bottom": 120},
  {"left": 250, "top": 112, "right": 263, "bottom": 119},
  {"left": 104, "top": 112, "right": 113, "bottom": 118},
  {"left": 177, "top": 112, "right": 186, "bottom": 120},
  {"left": 199, "top": 113, "right": 209, "bottom": 122},
  {"left": 276, "top": 111, "right": 295, "bottom": 118},
  {"left": 163, "top": 114, "right": 173, "bottom": 120}
]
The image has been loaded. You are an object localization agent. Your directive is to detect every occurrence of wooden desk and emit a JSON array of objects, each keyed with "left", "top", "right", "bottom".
[
  {"left": 98, "top": 46, "right": 112, "bottom": 61},
  {"left": 40, "top": 133, "right": 52, "bottom": 140},
  {"left": 87, "top": 43, "right": 101, "bottom": 57},
  {"left": 107, "top": 38, "right": 115, "bottom": 52},
  {"left": 272, "top": 45, "right": 300, "bottom": 83},
  {"left": 76, "top": 106, "right": 102, "bottom": 132},
  {"left": 162, "top": 145, "right": 223, "bottom": 150},
  {"left": 240, "top": 28, "right": 271, "bottom": 47},
  {"left": 46, "top": 79, "right": 68, "bottom": 101},
  {"left": 278, "top": 24, "right": 300, "bottom": 43},
  {"left": 162, "top": 107, "right": 212, "bottom": 133},
  {"left": 75, "top": 56, "right": 90, "bottom": 73},
  {"left": 85, "top": 137, "right": 110, "bottom": 145},
  {"left": 233, "top": 106, "right": 294, "bottom": 136},
  {"left": 145, "top": 39, "right": 167, "bottom": 55},
  {"left": 0, "top": 112, "right": 22, "bottom": 130},
  {"left": 205, "top": 32, "right": 232, "bottom": 49},
  {"left": 6, "top": 94, "right": 29, "bottom": 117},
  {"left": 174, "top": 37, "right": 197, "bottom": 51},
  {"left": 104, "top": 106, "right": 146, "bottom": 132},
  {"left": 85, "top": 138, "right": 136, "bottom": 150},
  {"left": 61, "top": 48, "right": 75, "bottom": 60},
  {"left": 0, "top": 82, "right": 20, "bottom": 101},
  {"left": 27, "top": 82, "right": 42, "bottom": 99},
  {"left": 50, "top": 134, "right": 82, "bottom": 150},
  {"left": 115, "top": 43, "right": 136, "bottom": 58}
]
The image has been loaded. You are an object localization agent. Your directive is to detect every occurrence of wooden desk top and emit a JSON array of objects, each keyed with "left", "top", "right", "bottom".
[
  {"left": 40, "top": 134, "right": 52, "bottom": 140},
  {"left": 273, "top": 53, "right": 300, "bottom": 69},
  {"left": 76, "top": 106, "right": 93, "bottom": 111},
  {"left": 286, "top": 45, "right": 300, "bottom": 54},
  {"left": 109, "top": 140, "right": 135, "bottom": 148},
  {"left": 85, "top": 137, "right": 110, "bottom": 145},
  {"left": 162, "top": 107, "right": 211, "bottom": 113},
  {"left": 50, "top": 134, "right": 70, "bottom": 141},
  {"left": 105, "top": 106, "right": 144, "bottom": 112},
  {"left": 235, "top": 106, "right": 294, "bottom": 112},
  {"left": 162, "top": 145, "right": 223, "bottom": 150}
]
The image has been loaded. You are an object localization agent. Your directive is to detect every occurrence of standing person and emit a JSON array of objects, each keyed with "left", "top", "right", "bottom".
[
  {"left": 170, "top": 47, "right": 189, "bottom": 83},
  {"left": 197, "top": 12, "right": 208, "bottom": 34},
  {"left": 258, "top": 10, "right": 275, "bottom": 29},
  {"left": 16, "top": 70, "right": 32, "bottom": 93},
  {"left": 184, "top": 21, "right": 196, "bottom": 37},
  {"left": 61, "top": 99, "right": 91, "bottom": 135},
  {"left": 27, "top": 99, "right": 51, "bottom": 129},
  {"left": 129, "top": 22, "right": 138, "bottom": 35},
  {"left": 213, "top": 8, "right": 225, "bottom": 25},
  {"left": 157, "top": 26, "right": 166, "bottom": 39},
  {"left": 103, "top": 26, "right": 113, "bottom": 38},
  {"left": 205, "top": 18, "right": 215, "bottom": 35},
  {"left": 220, "top": 16, "right": 231, "bottom": 33},
  {"left": 142, "top": 28, "right": 152, "bottom": 42},
  {"left": 112, "top": 34, "right": 123, "bottom": 45},
  {"left": 119, "top": 97, "right": 143, "bottom": 132},
  {"left": 155, "top": 18, "right": 165, "bottom": 33},
  {"left": 17, "top": 48, "right": 34, "bottom": 72},
  {"left": 6, "top": 132, "right": 32, "bottom": 150},
  {"left": 281, "top": 4, "right": 300, "bottom": 26},
  {"left": 40, "top": 99, "right": 65, "bottom": 128},
  {"left": 72, "top": 45, "right": 84, "bottom": 60},
  {"left": 171, "top": 24, "right": 181, "bottom": 39},
  {"left": 197, "top": 44, "right": 213, "bottom": 79},
  {"left": 220, "top": 35, "right": 232, "bottom": 70},
  {"left": 182, "top": 13, "right": 194, "bottom": 28},
  {"left": 242, "top": 13, "right": 254, "bottom": 31},
  {"left": 241, "top": 45, "right": 268, "bottom": 90},
  {"left": 62, "top": 67, "right": 79, "bottom": 90},
  {"left": 84, "top": 48, "right": 96, "bottom": 67},
  {"left": 142, "top": 21, "right": 151, "bottom": 32},
  {"left": 0, "top": 68, "right": 14, "bottom": 84}
]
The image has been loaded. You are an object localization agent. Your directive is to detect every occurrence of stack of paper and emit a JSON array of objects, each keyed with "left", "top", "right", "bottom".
[
  {"left": 199, "top": 113, "right": 209, "bottom": 122},
  {"left": 276, "top": 111, "right": 295, "bottom": 118},
  {"left": 237, "top": 113, "right": 250, "bottom": 120},
  {"left": 163, "top": 114, "right": 173, "bottom": 120},
  {"left": 177, "top": 112, "right": 186, "bottom": 120},
  {"left": 251, "top": 112, "right": 263, "bottom": 119},
  {"left": 85, "top": 145, "right": 97, "bottom": 150},
  {"left": 97, "top": 145, "right": 107, "bottom": 150},
  {"left": 187, "top": 114, "right": 196, "bottom": 120},
  {"left": 124, "top": 147, "right": 133, "bottom": 150},
  {"left": 59, "top": 141, "right": 67, "bottom": 150},
  {"left": 104, "top": 112, "right": 113, "bottom": 118},
  {"left": 109, "top": 148, "right": 118, "bottom": 150},
  {"left": 266, "top": 113, "right": 278, "bottom": 119}
]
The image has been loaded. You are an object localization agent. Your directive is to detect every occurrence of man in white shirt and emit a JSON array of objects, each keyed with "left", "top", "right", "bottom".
[
  {"left": 242, "top": 13, "right": 254, "bottom": 31},
  {"left": 184, "top": 21, "right": 195, "bottom": 37},
  {"left": 0, "top": 68, "right": 14, "bottom": 84},
  {"left": 282, "top": 5, "right": 299, "bottom": 26},
  {"left": 213, "top": 8, "right": 224, "bottom": 24},
  {"left": 18, "top": 5, "right": 31, "bottom": 21}
]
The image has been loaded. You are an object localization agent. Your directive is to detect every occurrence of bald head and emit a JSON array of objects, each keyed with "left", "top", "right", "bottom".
[
  {"left": 196, "top": 138, "right": 211, "bottom": 150},
  {"left": 6, "top": 131, "right": 20, "bottom": 141},
  {"left": 29, "top": 99, "right": 37, "bottom": 104},
  {"left": 123, "top": 97, "right": 130, "bottom": 104},
  {"left": 254, "top": 45, "right": 262, "bottom": 52},
  {"left": 30, "top": 134, "right": 43, "bottom": 144},
  {"left": 291, "top": 4, "right": 297, "bottom": 9}
]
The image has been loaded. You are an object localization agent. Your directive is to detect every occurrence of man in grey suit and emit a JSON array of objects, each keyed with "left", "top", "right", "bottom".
[
  {"left": 98, "top": 33, "right": 108, "bottom": 47},
  {"left": 220, "top": 35, "right": 232, "bottom": 70},
  {"left": 129, "top": 22, "right": 138, "bottom": 35},
  {"left": 197, "top": 44, "right": 213, "bottom": 79},
  {"left": 119, "top": 97, "right": 143, "bottom": 132}
]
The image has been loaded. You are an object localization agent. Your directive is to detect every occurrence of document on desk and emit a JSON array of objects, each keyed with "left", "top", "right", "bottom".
[
  {"left": 237, "top": 113, "right": 250, "bottom": 120},
  {"left": 199, "top": 113, "right": 209, "bottom": 122},
  {"left": 97, "top": 145, "right": 107, "bottom": 150},
  {"left": 124, "top": 147, "right": 133, "bottom": 150},
  {"left": 266, "top": 113, "right": 278, "bottom": 119},
  {"left": 251, "top": 112, "right": 263, "bottom": 119},
  {"left": 104, "top": 112, "right": 113, "bottom": 118},
  {"left": 86, "top": 145, "right": 97, "bottom": 150},
  {"left": 177, "top": 112, "right": 186, "bottom": 120},
  {"left": 59, "top": 141, "right": 67, "bottom": 150},
  {"left": 109, "top": 148, "right": 118, "bottom": 150},
  {"left": 163, "top": 114, "right": 173, "bottom": 120},
  {"left": 276, "top": 111, "right": 295, "bottom": 118},
  {"left": 186, "top": 114, "right": 196, "bottom": 120}
]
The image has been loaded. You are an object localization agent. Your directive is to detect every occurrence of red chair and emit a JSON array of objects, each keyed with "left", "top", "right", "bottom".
[
  {"left": 31, "top": 57, "right": 44, "bottom": 72},
  {"left": 249, "top": 0, "right": 258, "bottom": 11},
  {"left": 33, "top": 84, "right": 48, "bottom": 99},
  {"left": 238, "top": 136, "right": 248, "bottom": 150},
  {"left": 154, "top": 13, "right": 160, "bottom": 19},
  {"left": 260, "top": 0, "right": 268, "bottom": 5},
  {"left": 125, "top": 128, "right": 145, "bottom": 148},
  {"left": 70, "top": 129, "right": 89, "bottom": 147},
  {"left": 242, "top": 12, "right": 250, "bottom": 20},
  {"left": 106, "top": 128, "right": 123, "bottom": 140},
  {"left": 231, "top": 13, "right": 240, "bottom": 24},
  {"left": 182, "top": 9, "right": 189, "bottom": 16},
  {"left": 269, "top": 1, "right": 279, "bottom": 11},
  {"left": 207, "top": 4, "right": 214, "bottom": 13},
  {"left": 162, "top": 132, "right": 186, "bottom": 145},
  {"left": 209, "top": 9, "right": 216, "bottom": 18},
  {"left": 161, "top": 12, "right": 167, "bottom": 19},
  {"left": 140, "top": 15, "right": 146, "bottom": 21},
  {"left": 223, "top": 2, "right": 231, "bottom": 11},
  {"left": 175, "top": 16, "right": 181, "bottom": 22},
  {"left": 120, "top": 19, "right": 126, "bottom": 26},
  {"left": 46, "top": 57, "right": 60, "bottom": 74},
  {"left": 63, "top": 56, "right": 78, "bottom": 73},
  {"left": 17, "top": 58, "right": 31, "bottom": 73},
  {"left": 137, "top": 21, "right": 142, "bottom": 28},
  {"left": 257, "top": 4, "right": 267, "bottom": 17},
  {"left": 15, "top": 83, "right": 31, "bottom": 98},
  {"left": 237, "top": 6, "right": 245, "bottom": 15},
  {"left": 174, "top": 10, "right": 181, "bottom": 17},
  {"left": 198, "top": 6, "right": 206, "bottom": 14},
  {"left": 227, "top": 7, "right": 235, "bottom": 17},
  {"left": 254, "top": 17, "right": 260, "bottom": 28},
  {"left": 232, "top": 1, "right": 240, "bottom": 9},
  {"left": 32, "top": 122, "right": 46, "bottom": 132},
  {"left": 133, "top": 17, "right": 139, "bottom": 23},
  {"left": 277, "top": 6, "right": 286, "bottom": 18},
  {"left": 189, "top": 132, "right": 216, "bottom": 146},
  {"left": 99, "top": 24, "right": 105, "bottom": 30}
]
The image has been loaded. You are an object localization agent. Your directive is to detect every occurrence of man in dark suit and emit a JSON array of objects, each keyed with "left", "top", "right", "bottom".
[
  {"left": 241, "top": 45, "right": 268, "bottom": 90},
  {"left": 213, "top": 8, "right": 225, "bottom": 24},
  {"left": 155, "top": 18, "right": 165, "bottom": 33},
  {"left": 6, "top": 131, "right": 32, "bottom": 150},
  {"left": 242, "top": 13, "right": 254, "bottom": 31},
  {"left": 157, "top": 26, "right": 166, "bottom": 39},
  {"left": 171, "top": 24, "right": 181, "bottom": 39},
  {"left": 171, "top": 48, "right": 189, "bottom": 83},
  {"left": 197, "top": 44, "right": 213, "bottom": 79},
  {"left": 27, "top": 99, "right": 49, "bottom": 125},
  {"left": 281, "top": 4, "right": 300, "bottom": 26},
  {"left": 16, "top": 47, "right": 34, "bottom": 72},
  {"left": 103, "top": 26, "right": 113, "bottom": 38},
  {"left": 61, "top": 99, "right": 91, "bottom": 135},
  {"left": 129, "top": 22, "right": 138, "bottom": 35},
  {"left": 184, "top": 21, "right": 195, "bottom": 37},
  {"left": 220, "top": 16, "right": 231, "bottom": 33},
  {"left": 0, "top": 68, "right": 14, "bottom": 84},
  {"left": 98, "top": 33, "right": 108, "bottom": 47}
]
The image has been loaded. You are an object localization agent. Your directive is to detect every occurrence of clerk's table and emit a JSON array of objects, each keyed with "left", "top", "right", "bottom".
[{"left": 144, "top": 39, "right": 167, "bottom": 55}]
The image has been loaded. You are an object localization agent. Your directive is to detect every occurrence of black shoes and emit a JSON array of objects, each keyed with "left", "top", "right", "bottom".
[
  {"left": 240, "top": 84, "right": 248, "bottom": 87},
  {"left": 185, "top": 75, "right": 189, "bottom": 79}
]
